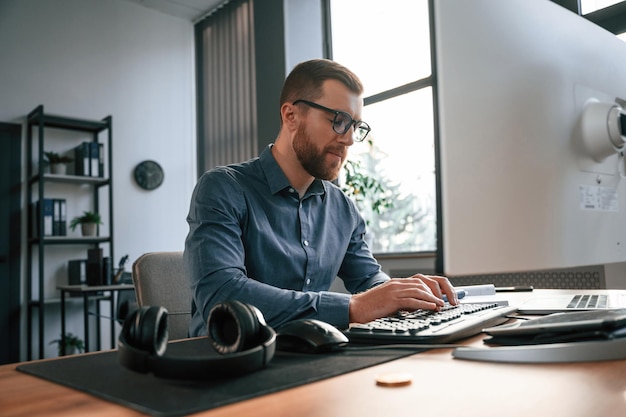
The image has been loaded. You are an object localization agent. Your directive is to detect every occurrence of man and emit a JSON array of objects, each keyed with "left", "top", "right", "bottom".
[{"left": 184, "top": 59, "right": 457, "bottom": 337}]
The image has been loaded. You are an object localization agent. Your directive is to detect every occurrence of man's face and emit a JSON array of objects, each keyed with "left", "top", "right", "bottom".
[
  {"left": 292, "top": 80, "right": 362, "bottom": 181},
  {"left": 293, "top": 122, "right": 346, "bottom": 180}
]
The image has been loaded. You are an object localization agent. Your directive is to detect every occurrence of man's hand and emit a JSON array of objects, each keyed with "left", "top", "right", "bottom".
[{"left": 348, "top": 274, "right": 457, "bottom": 324}]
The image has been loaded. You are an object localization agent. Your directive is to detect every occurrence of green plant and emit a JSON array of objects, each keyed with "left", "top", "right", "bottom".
[
  {"left": 69, "top": 210, "right": 103, "bottom": 231},
  {"left": 341, "top": 159, "right": 393, "bottom": 215},
  {"left": 49, "top": 333, "right": 85, "bottom": 355},
  {"left": 44, "top": 151, "right": 73, "bottom": 164}
]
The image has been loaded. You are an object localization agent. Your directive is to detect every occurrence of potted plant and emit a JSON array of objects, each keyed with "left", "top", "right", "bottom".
[
  {"left": 70, "top": 210, "right": 103, "bottom": 236},
  {"left": 49, "top": 332, "right": 85, "bottom": 356},
  {"left": 44, "top": 151, "right": 73, "bottom": 175}
]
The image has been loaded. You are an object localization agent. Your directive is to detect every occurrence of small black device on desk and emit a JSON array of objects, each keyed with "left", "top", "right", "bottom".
[{"left": 276, "top": 319, "right": 348, "bottom": 353}]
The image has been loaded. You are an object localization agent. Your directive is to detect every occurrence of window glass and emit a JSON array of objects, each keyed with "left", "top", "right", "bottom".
[
  {"left": 581, "top": 0, "right": 624, "bottom": 14},
  {"left": 332, "top": 0, "right": 435, "bottom": 254},
  {"left": 330, "top": 0, "right": 431, "bottom": 97},
  {"left": 341, "top": 90, "right": 437, "bottom": 253}
]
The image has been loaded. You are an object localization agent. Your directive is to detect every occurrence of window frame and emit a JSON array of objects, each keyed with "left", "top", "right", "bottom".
[{"left": 326, "top": 0, "right": 437, "bottom": 257}]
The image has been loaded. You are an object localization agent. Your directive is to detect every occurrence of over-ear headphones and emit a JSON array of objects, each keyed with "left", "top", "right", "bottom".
[{"left": 118, "top": 300, "right": 276, "bottom": 380}]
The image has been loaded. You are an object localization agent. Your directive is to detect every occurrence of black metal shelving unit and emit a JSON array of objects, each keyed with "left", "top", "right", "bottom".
[{"left": 26, "top": 105, "right": 114, "bottom": 360}]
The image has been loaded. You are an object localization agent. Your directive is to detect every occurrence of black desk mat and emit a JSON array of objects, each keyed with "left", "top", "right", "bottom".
[{"left": 17, "top": 338, "right": 421, "bottom": 417}]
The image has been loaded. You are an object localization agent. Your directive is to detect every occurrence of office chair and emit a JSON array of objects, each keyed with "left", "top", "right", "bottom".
[
  {"left": 131, "top": 251, "right": 192, "bottom": 340},
  {"left": 116, "top": 271, "right": 138, "bottom": 325}
]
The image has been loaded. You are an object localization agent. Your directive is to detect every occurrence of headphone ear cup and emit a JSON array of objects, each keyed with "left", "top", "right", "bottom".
[
  {"left": 119, "top": 301, "right": 276, "bottom": 379},
  {"left": 208, "top": 301, "right": 265, "bottom": 354},
  {"left": 123, "top": 305, "right": 169, "bottom": 356}
]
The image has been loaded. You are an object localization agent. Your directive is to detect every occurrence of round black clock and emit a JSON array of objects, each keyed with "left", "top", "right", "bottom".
[{"left": 134, "top": 160, "right": 164, "bottom": 190}]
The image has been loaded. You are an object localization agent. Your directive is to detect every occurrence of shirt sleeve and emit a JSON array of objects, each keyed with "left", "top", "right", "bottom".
[
  {"left": 337, "top": 194, "right": 391, "bottom": 293},
  {"left": 184, "top": 169, "right": 354, "bottom": 335}
]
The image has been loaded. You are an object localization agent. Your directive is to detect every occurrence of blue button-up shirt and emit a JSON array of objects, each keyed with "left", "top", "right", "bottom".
[{"left": 184, "top": 145, "right": 389, "bottom": 336}]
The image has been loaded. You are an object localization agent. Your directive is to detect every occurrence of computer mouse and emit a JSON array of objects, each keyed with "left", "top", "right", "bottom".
[{"left": 276, "top": 318, "right": 349, "bottom": 354}]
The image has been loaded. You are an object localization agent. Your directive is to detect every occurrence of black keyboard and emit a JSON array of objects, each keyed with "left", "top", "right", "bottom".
[{"left": 344, "top": 303, "right": 518, "bottom": 345}]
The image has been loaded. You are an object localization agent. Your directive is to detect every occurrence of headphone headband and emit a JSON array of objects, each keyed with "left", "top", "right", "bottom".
[{"left": 118, "top": 301, "right": 276, "bottom": 380}]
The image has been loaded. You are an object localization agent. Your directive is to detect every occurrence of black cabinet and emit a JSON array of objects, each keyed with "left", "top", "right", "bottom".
[
  {"left": 26, "top": 105, "right": 114, "bottom": 360},
  {"left": 0, "top": 122, "right": 22, "bottom": 365}
]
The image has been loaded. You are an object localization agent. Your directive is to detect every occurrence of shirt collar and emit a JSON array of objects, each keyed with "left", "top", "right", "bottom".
[{"left": 260, "top": 144, "right": 327, "bottom": 198}]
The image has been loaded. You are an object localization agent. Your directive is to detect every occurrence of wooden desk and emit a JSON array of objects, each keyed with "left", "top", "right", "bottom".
[{"left": 2, "top": 289, "right": 626, "bottom": 417}]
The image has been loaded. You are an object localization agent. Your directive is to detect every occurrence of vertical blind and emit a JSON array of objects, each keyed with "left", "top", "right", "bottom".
[{"left": 196, "top": 0, "right": 257, "bottom": 173}]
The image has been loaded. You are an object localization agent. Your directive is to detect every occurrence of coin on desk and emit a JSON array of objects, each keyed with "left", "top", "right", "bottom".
[{"left": 375, "top": 372, "right": 413, "bottom": 387}]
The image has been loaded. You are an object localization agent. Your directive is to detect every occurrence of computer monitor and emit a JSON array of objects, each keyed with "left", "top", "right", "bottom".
[{"left": 433, "top": 0, "right": 626, "bottom": 276}]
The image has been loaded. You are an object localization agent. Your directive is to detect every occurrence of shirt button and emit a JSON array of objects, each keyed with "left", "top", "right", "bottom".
[
  {"left": 306, "top": 279, "right": 311, "bottom": 285},
  {"left": 289, "top": 187, "right": 296, "bottom": 193},
  {"left": 303, "top": 240, "right": 309, "bottom": 246}
]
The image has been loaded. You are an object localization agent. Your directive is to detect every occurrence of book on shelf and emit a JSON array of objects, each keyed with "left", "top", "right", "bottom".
[
  {"left": 86, "top": 248, "right": 103, "bottom": 286},
  {"left": 68, "top": 256, "right": 111, "bottom": 288}
]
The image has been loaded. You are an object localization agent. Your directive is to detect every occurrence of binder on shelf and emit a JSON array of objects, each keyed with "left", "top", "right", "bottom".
[
  {"left": 59, "top": 199, "right": 67, "bottom": 236},
  {"left": 31, "top": 198, "right": 54, "bottom": 237},
  {"left": 98, "top": 142, "right": 104, "bottom": 177},
  {"left": 52, "top": 199, "right": 67, "bottom": 236},
  {"left": 53, "top": 199, "right": 60, "bottom": 236},
  {"left": 89, "top": 142, "right": 99, "bottom": 177},
  {"left": 74, "top": 142, "right": 90, "bottom": 176},
  {"left": 68, "top": 259, "right": 87, "bottom": 285}
]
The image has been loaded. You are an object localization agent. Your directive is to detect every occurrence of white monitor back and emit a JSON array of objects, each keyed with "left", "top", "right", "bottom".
[{"left": 434, "top": 0, "right": 626, "bottom": 275}]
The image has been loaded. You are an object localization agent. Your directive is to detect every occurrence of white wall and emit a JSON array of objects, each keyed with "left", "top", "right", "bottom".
[
  {"left": 283, "top": 0, "right": 325, "bottom": 72},
  {"left": 0, "top": 0, "right": 196, "bottom": 359}
]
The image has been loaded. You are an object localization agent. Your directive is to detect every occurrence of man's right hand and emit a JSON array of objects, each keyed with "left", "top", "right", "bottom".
[{"left": 348, "top": 274, "right": 457, "bottom": 324}]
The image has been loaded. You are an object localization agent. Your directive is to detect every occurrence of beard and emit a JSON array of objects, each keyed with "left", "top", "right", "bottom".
[{"left": 292, "top": 124, "right": 346, "bottom": 181}]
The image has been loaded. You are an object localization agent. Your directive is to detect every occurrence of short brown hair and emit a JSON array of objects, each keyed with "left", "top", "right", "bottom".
[{"left": 279, "top": 59, "right": 364, "bottom": 106}]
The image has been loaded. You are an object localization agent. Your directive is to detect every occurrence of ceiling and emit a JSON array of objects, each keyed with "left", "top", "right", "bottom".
[{"left": 121, "top": 0, "right": 226, "bottom": 21}]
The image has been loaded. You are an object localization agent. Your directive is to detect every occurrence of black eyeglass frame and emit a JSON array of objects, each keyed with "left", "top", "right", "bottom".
[{"left": 292, "top": 99, "right": 371, "bottom": 142}]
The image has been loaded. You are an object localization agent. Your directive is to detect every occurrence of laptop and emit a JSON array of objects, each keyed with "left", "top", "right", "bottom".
[{"left": 517, "top": 291, "right": 626, "bottom": 315}]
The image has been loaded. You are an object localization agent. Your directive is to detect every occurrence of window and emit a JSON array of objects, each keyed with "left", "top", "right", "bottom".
[
  {"left": 581, "top": 0, "right": 626, "bottom": 36},
  {"left": 330, "top": 0, "right": 435, "bottom": 254},
  {"left": 581, "top": 0, "right": 625, "bottom": 13},
  {"left": 329, "top": 0, "right": 626, "bottom": 255}
]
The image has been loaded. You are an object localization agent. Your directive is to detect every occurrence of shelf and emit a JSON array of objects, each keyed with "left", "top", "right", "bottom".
[
  {"left": 57, "top": 283, "right": 134, "bottom": 292},
  {"left": 29, "top": 294, "right": 111, "bottom": 306},
  {"left": 29, "top": 236, "right": 111, "bottom": 245},
  {"left": 27, "top": 108, "right": 110, "bottom": 133},
  {"left": 29, "top": 173, "right": 110, "bottom": 187},
  {"left": 26, "top": 105, "right": 114, "bottom": 360}
]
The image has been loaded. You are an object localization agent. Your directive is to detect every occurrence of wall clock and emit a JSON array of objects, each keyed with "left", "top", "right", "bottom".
[{"left": 134, "top": 160, "right": 164, "bottom": 190}]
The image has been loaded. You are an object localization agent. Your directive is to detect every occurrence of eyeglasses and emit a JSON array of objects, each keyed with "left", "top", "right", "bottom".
[{"left": 293, "top": 99, "right": 371, "bottom": 142}]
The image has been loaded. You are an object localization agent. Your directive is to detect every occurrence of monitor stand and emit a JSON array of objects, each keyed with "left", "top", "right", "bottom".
[{"left": 452, "top": 338, "right": 626, "bottom": 363}]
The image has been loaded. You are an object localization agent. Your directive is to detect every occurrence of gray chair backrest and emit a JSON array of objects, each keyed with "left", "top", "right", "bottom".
[{"left": 131, "top": 251, "right": 191, "bottom": 340}]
